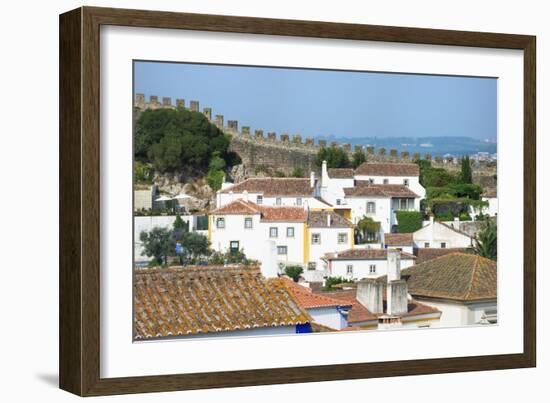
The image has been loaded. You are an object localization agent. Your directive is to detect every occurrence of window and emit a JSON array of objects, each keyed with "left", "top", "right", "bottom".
[
  {"left": 277, "top": 246, "right": 288, "bottom": 255},
  {"left": 276, "top": 197, "right": 282, "bottom": 206},
  {"left": 296, "top": 197, "right": 302, "bottom": 206},
  {"left": 308, "top": 262, "right": 317, "bottom": 271},
  {"left": 367, "top": 232, "right": 378, "bottom": 242},
  {"left": 336, "top": 199, "right": 341, "bottom": 206},
  {"left": 229, "top": 241, "right": 239, "bottom": 254},
  {"left": 338, "top": 233, "right": 348, "bottom": 244},
  {"left": 369, "top": 264, "right": 376, "bottom": 274},
  {"left": 367, "top": 201, "right": 376, "bottom": 214},
  {"left": 216, "top": 217, "right": 225, "bottom": 229},
  {"left": 311, "top": 233, "right": 321, "bottom": 244},
  {"left": 286, "top": 227, "right": 295, "bottom": 238},
  {"left": 424, "top": 242, "right": 430, "bottom": 248},
  {"left": 441, "top": 242, "right": 447, "bottom": 248},
  {"left": 269, "top": 227, "right": 278, "bottom": 238},
  {"left": 244, "top": 217, "right": 253, "bottom": 229},
  {"left": 399, "top": 198, "right": 408, "bottom": 210},
  {"left": 256, "top": 195, "right": 263, "bottom": 205},
  {"left": 368, "top": 178, "right": 374, "bottom": 184},
  {"left": 383, "top": 178, "right": 389, "bottom": 184},
  {"left": 346, "top": 265, "right": 353, "bottom": 275},
  {"left": 403, "top": 179, "right": 410, "bottom": 187}
]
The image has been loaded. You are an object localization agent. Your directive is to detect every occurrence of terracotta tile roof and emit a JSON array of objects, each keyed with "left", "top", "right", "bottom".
[
  {"left": 317, "top": 289, "right": 439, "bottom": 324},
  {"left": 134, "top": 266, "right": 311, "bottom": 339},
  {"left": 344, "top": 184, "right": 419, "bottom": 198},
  {"left": 307, "top": 210, "right": 354, "bottom": 228},
  {"left": 384, "top": 233, "right": 414, "bottom": 246},
  {"left": 212, "top": 199, "right": 261, "bottom": 215},
  {"left": 213, "top": 199, "right": 307, "bottom": 222},
  {"left": 323, "top": 248, "right": 416, "bottom": 261},
  {"left": 482, "top": 188, "right": 497, "bottom": 198},
  {"left": 355, "top": 162, "right": 419, "bottom": 177},
  {"left": 403, "top": 253, "right": 497, "bottom": 302},
  {"left": 328, "top": 168, "right": 354, "bottom": 179},
  {"left": 280, "top": 278, "right": 352, "bottom": 309},
  {"left": 259, "top": 206, "right": 308, "bottom": 222},
  {"left": 414, "top": 247, "right": 471, "bottom": 263},
  {"left": 219, "top": 178, "right": 314, "bottom": 197}
]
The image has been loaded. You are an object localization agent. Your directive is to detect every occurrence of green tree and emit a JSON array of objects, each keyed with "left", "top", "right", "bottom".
[
  {"left": 355, "top": 216, "right": 381, "bottom": 243},
  {"left": 323, "top": 276, "right": 350, "bottom": 291},
  {"left": 284, "top": 265, "right": 304, "bottom": 282},
  {"left": 352, "top": 150, "right": 366, "bottom": 168},
  {"left": 135, "top": 108, "right": 231, "bottom": 172},
  {"left": 180, "top": 232, "right": 210, "bottom": 263},
  {"left": 315, "top": 147, "right": 351, "bottom": 168},
  {"left": 474, "top": 219, "right": 497, "bottom": 260},
  {"left": 140, "top": 227, "right": 174, "bottom": 266},
  {"left": 460, "top": 156, "right": 473, "bottom": 184},
  {"left": 395, "top": 211, "right": 423, "bottom": 233},
  {"left": 207, "top": 151, "right": 226, "bottom": 191}
]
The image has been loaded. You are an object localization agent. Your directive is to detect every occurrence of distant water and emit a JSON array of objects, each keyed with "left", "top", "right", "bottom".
[{"left": 319, "top": 136, "right": 497, "bottom": 157}]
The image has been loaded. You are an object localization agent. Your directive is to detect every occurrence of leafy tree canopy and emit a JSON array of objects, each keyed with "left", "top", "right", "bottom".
[
  {"left": 352, "top": 150, "right": 366, "bottom": 168},
  {"left": 460, "top": 155, "right": 473, "bottom": 184},
  {"left": 315, "top": 147, "right": 351, "bottom": 168},
  {"left": 284, "top": 265, "right": 304, "bottom": 282},
  {"left": 135, "top": 108, "right": 232, "bottom": 172},
  {"left": 140, "top": 227, "right": 173, "bottom": 266},
  {"left": 474, "top": 219, "right": 497, "bottom": 260}
]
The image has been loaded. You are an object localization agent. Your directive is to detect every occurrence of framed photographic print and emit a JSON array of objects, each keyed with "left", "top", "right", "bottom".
[{"left": 59, "top": 6, "right": 536, "bottom": 396}]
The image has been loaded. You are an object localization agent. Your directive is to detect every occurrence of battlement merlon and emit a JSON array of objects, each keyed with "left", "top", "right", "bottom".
[{"left": 132, "top": 94, "right": 471, "bottom": 165}]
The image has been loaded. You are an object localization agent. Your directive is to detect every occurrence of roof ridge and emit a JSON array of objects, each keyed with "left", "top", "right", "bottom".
[{"left": 464, "top": 255, "right": 481, "bottom": 300}]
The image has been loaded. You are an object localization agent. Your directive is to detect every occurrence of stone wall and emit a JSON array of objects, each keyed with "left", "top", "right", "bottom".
[{"left": 134, "top": 94, "right": 497, "bottom": 182}]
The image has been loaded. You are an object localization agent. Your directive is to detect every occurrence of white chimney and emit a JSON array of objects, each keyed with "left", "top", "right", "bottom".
[
  {"left": 429, "top": 214, "right": 434, "bottom": 225},
  {"left": 243, "top": 190, "right": 249, "bottom": 202},
  {"left": 310, "top": 171, "right": 315, "bottom": 188},
  {"left": 356, "top": 279, "right": 384, "bottom": 314},
  {"left": 229, "top": 190, "right": 234, "bottom": 202},
  {"left": 321, "top": 160, "right": 328, "bottom": 188},
  {"left": 327, "top": 213, "right": 332, "bottom": 227},
  {"left": 261, "top": 240, "right": 279, "bottom": 278},
  {"left": 387, "top": 249, "right": 401, "bottom": 282}
]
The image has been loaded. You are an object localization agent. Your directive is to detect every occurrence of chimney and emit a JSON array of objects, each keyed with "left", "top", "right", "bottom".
[
  {"left": 356, "top": 279, "right": 384, "bottom": 314},
  {"left": 229, "top": 190, "right": 234, "bottom": 202},
  {"left": 387, "top": 280, "right": 408, "bottom": 316},
  {"left": 321, "top": 160, "right": 328, "bottom": 187},
  {"left": 386, "top": 249, "right": 408, "bottom": 316},
  {"left": 387, "top": 249, "right": 401, "bottom": 282},
  {"left": 429, "top": 214, "right": 434, "bottom": 225},
  {"left": 243, "top": 190, "right": 249, "bottom": 202},
  {"left": 327, "top": 213, "right": 332, "bottom": 227},
  {"left": 310, "top": 171, "right": 315, "bottom": 188},
  {"left": 261, "top": 240, "right": 279, "bottom": 278}
]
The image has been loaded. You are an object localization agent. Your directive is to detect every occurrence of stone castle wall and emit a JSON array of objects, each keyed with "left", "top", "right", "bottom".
[{"left": 135, "top": 94, "right": 496, "bottom": 181}]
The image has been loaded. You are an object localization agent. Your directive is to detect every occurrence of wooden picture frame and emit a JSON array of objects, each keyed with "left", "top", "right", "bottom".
[{"left": 59, "top": 6, "right": 536, "bottom": 396}]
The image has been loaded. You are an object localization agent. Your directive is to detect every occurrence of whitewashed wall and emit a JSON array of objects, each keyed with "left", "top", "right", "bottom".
[
  {"left": 413, "top": 220, "right": 473, "bottom": 248},
  {"left": 345, "top": 196, "right": 392, "bottom": 233},
  {"left": 414, "top": 298, "right": 497, "bottom": 328},
  {"left": 307, "top": 307, "right": 348, "bottom": 330},
  {"left": 327, "top": 257, "right": 415, "bottom": 279},
  {"left": 308, "top": 226, "right": 354, "bottom": 270}
]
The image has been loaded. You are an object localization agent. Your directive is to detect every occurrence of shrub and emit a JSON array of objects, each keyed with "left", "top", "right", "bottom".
[
  {"left": 274, "top": 170, "right": 286, "bottom": 177},
  {"left": 284, "top": 265, "right": 304, "bottom": 282},
  {"left": 352, "top": 150, "right": 366, "bottom": 168},
  {"left": 459, "top": 212, "right": 472, "bottom": 221},
  {"left": 323, "top": 276, "right": 350, "bottom": 291},
  {"left": 395, "top": 211, "right": 423, "bottom": 233},
  {"left": 291, "top": 167, "right": 305, "bottom": 178},
  {"left": 207, "top": 169, "right": 225, "bottom": 191}
]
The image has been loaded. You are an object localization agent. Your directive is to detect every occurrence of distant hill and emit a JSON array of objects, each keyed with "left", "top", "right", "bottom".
[{"left": 319, "top": 136, "right": 497, "bottom": 157}]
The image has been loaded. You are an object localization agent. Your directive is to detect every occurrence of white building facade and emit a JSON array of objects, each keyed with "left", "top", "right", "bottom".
[{"left": 413, "top": 216, "right": 473, "bottom": 249}]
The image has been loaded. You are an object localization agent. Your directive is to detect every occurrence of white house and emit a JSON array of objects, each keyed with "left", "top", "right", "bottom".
[
  {"left": 343, "top": 183, "right": 421, "bottom": 234},
  {"left": 413, "top": 216, "right": 473, "bottom": 249},
  {"left": 305, "top": 210, "right": 355, "bottom": 274},
  {"left": 216, "top": 177, "right": 330, "bottom": 209},
  {"left": 319, "top": 163, "right": 355, "bottom": 208},
  {"left": 322, "top": 248, "right": 416, "bottom": 280},
  {"left": 353, "top": 162, "right": 426, "bottom": 199},
  {"left": 281, "top": 278, "right": 351, "bottom": 330},
  {"left": 402, "top": 253, "right": 497, "bottom": 327},
  {"left": 209, "top": 199, "right": 307, "bottom": 266}
]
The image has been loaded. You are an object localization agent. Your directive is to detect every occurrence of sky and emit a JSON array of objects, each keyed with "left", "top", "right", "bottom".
[{"left": 134, "top": 61, "right": 497, "bottom": 141}]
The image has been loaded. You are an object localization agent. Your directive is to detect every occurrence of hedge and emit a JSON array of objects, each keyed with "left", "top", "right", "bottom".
[{"left": 395, "top": 211, "right": 423, "bottom": 233}]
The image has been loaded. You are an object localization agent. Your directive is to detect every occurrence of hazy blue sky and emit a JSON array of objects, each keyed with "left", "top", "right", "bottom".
[{"left": 134, "top": 61, "right": 497, "bottom": 140}]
